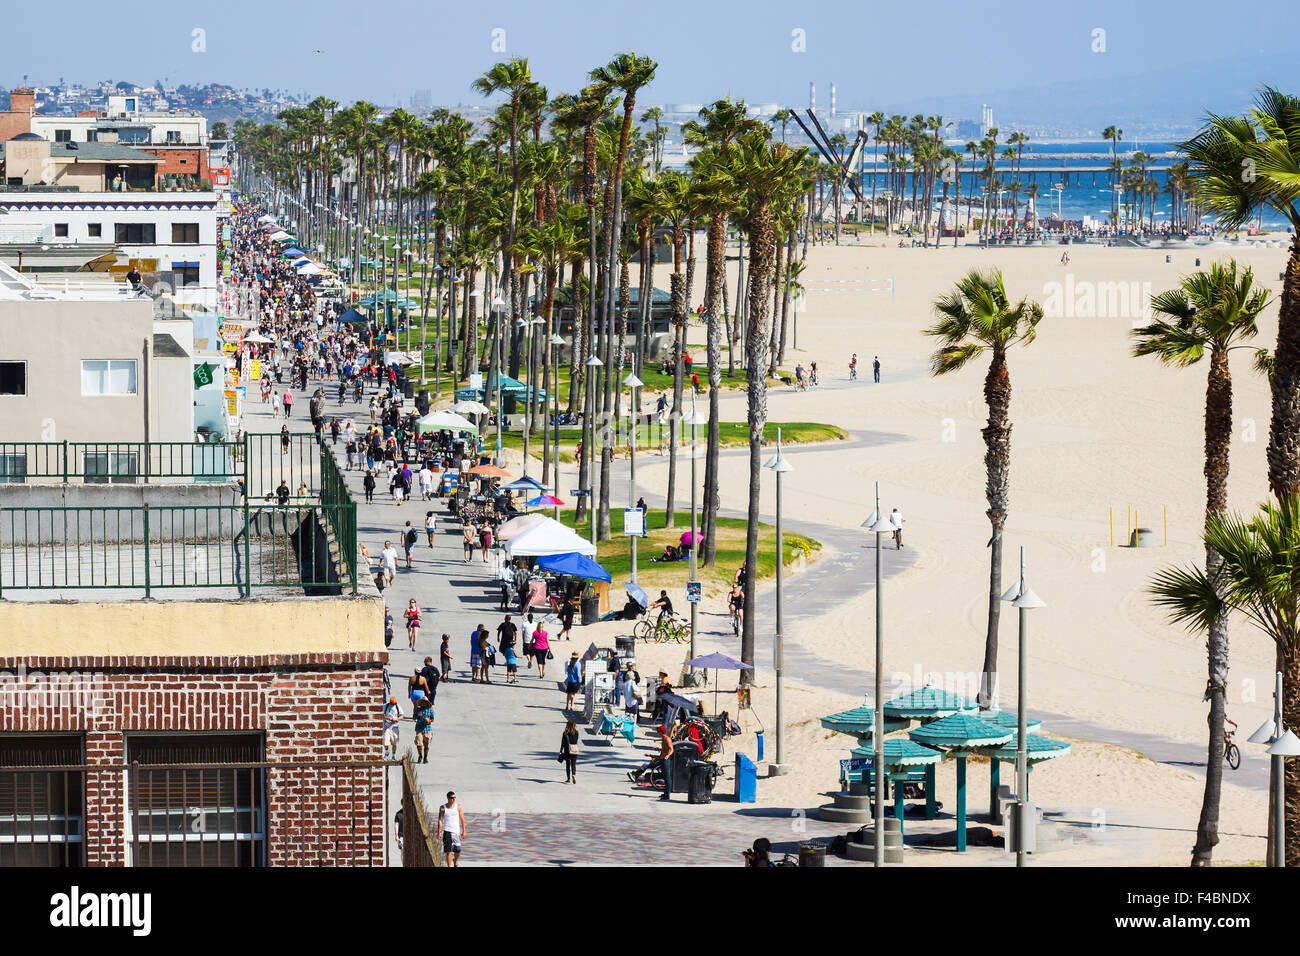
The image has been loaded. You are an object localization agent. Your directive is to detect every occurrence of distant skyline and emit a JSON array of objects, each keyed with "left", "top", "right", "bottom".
[{"left": 4, "top": 0, "right": 1299, "bottom": 126}]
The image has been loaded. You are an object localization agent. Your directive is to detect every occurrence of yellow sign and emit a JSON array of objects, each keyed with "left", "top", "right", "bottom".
[
  {"left": 250, "top": 358, "right": 262, "bottom": 381},
  {"left": 231, "top": 369, "right": 240, "bottom": 388},
  {"left": 222, "top": 342, "right": 237, "bottom": 356},
  {"left": 224, "top": 390, "right": 239, "bottom": 417}
]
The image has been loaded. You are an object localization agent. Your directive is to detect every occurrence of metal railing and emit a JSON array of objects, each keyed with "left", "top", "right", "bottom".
[
  {"left": 400, "top": 754, "right": 441, "bottom": 868},
  {"left": 0, "top": 760, "right": 397, "bottom": 867},
  {"left": 0, "top": 433, "right": 359, "bottom": 596},
  {"left": 0, "top": 441, "right": 242, "bottom": 483}
]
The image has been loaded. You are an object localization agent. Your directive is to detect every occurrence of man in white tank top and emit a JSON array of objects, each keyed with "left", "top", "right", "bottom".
[{"left": 437, "top": 791, "right": 466, "bottom": 867}]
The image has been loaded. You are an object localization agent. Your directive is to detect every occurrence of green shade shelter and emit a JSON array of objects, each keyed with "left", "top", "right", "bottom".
[
  {"left": 980, "top": 710, "right": 1044, "bottom": 820},
  {"left": 910, "top": 713, "right": 1014, "bottom": 851},
  {"left": 977, "top": 733, "right": 1070, "bottom": 805},
  {"left": 850, "top": 739, "right": 944, "bottom": 837},
  {"left": 883, "top": 684, "right": 979, "bottom": 721}
]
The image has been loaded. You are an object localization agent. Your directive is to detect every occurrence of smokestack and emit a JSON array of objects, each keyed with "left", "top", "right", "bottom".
[
  {"left": 809, "top": 81, "right": 815, "bottom": 115},
  {"left": 830, "top": 82, "right": 837, "bottom": 119}
]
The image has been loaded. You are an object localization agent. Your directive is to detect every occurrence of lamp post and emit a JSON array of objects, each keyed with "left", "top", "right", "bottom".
[
  {"left": 550, "top": 333, "right": 564, "bottom": 521},
  {"left": 863, "top": 482, "right": 894, "bottom": 866},
  {"left": 584, "top": 354, "right": 603, "bottom": 547},
  {"left": 516, "top": 317, "right": 532, "bottom": 474},
  {"left": 685, "top": 392, "right": 708, "bottom": 661},
  {"left": 1252, "top": 670, "right": 1299, "bottom": 867},
  {"left": 625, "top": 372, "right": 643, "bottom": 583},
  {"left": 1001, "top": 545, "right": 1045, "bottom": 867},
  {"left": 764, "top": 428, "right": 794, "bottom": 775},
  {"left": 491, "top": 295, "right": 505, "bottom": 466}
]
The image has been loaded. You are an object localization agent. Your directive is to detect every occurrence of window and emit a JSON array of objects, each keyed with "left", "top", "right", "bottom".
[
  {"left": 171, "top": 223, "right": 199, "bottom": 244},
  {"left": 54, "top": 223, "right": 68, "bottom": 238},
  {"left": 81, "top": 450, "right": 139, "bottom": 484},
  {"left": 165, "top": 130, "right": 182, "bottom": 144},
  {"left": 126, "top": 734, "right": 265, "bottom": 867},
  {"left": 114, "top": 223, "right": 156, "bottom": 244},
  {"left": 0, "top": 735, "right": 85, "bottom": 866},
  {"left": 87, "top": 223, "right": 102, "bottom": 238},
  {"left": 173, "top": 266, "right": 200, "bottom": 288},
  {"left": 0, "top": 361, "right": 24, "bottom": 396},
  {"left": 0, "top": 453, "right": 27, "bottom": 484},
  {"left": 81, "top": 359, "right": 137, "bottom": 396},
  {"left": 86, "top": 130, "right": 98, "bottom": 143},
  {"left": 53, "top": 129, "right": 71, "bottom": 143}
]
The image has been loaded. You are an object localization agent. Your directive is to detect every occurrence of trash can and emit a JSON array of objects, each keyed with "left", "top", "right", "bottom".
[
  {"left": 755, "top": 731, "right": 764, "bottom": 763},
  {"left": 504, "top": 394, "right": 517, "bottom": 416},
  {"left": 402, "top": 379, "right": 414, "bottom": 399},
  {"left": 798, "top": 841, "right": 827, "bottom": 867},
  {"left": 416, "top": 389, "right": 431, "bottom": 415},
  {"left": 734, "top": 753, "right": 757, "bottom": 803},
  {"left": 687, "top": 762, "right": 714, "bottom": 804},
  {"left": 581, "top": 594, "right": 600, "bottom": 625},
  {"left": 670, "top": 741, "right": 701, "bottom": 794}
]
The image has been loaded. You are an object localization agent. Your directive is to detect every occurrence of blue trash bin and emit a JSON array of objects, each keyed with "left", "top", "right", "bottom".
[
  {"left": 755, "top": 731, "right": 764, "bottom": 763},
  {"left": 735, "top": 753, "right": 757, "bottom": 803}
]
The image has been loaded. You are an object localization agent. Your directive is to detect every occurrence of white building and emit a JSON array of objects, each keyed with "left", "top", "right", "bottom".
[
  {"left": 30, "top": 95, "right": 207, "bottom": 146},
  {"left": 0, "top": 191, "right": 218, "bottom": 303}
]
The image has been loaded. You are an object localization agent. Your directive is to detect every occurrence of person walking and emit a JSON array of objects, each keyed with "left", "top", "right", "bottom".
[
  {"left": 383, "top": 605, "right": 394, "bottom": 649},
  {"left": 412, "top": 696, "right": 434, "bottom": 764},
  {"left": 559, "top": 719, "right": 581, "bottom": 784},
  {"left": 497, "top": 615, "right": 519, "bottom": 685},
  {"left": 479, "top": 523, "right": 493, "bottom": 564},
  {"left": 380, "top": 540, "right": 398, "bottom": 586},
  {"left": 890, "top": 506, "right": 904, "bottom": 549},
  {"left": 403, "top": 521, "right": 418, "bottom": 569},
  {"left": 520, "top": 613, "right": 536, "bottom": 670},
  {"left": 478, "top": 626, "right": 494, "bottom": 684},
  {"left": 532, "top": 621, "right": 551, "bottom": 678},
  {"left": 363, "top": 468, "right": 376, "bottom": 503},
  {"left": 436, "top": 792, "right": 466, "bottom": 867},
  {"left": 282, "top": 390, "right": 294, "bottom": 418},
  {"left": 425, "top": 510, "right": 437, "bottom": 548},
  {"left": 559, "top": 593, "right": 577, "bottom": 641},
  {"left": 407, "top": 666, "right": 430, "bottom": 707},
  {"left": 462, "top": 523, "right": 475, "bottom": 563},
  {"left": 404, "top": 598, "right": 422, "bottom": 651},
  {"left": 382, "top": 696, "right": 402, "bottom": 759},
  {"left": 872, "top": 356, "right": 881, "bottom": 383},
  {"left": 564, "top": 652, "right": 584, "bottom": 711},
  {"left": 439, "top": 633, "right": 453, "bottom": 685}
]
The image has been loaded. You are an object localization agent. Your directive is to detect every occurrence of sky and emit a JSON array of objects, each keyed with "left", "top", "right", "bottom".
[{"left": 4, "top": 0, "right": 1299, "bottom": 121}]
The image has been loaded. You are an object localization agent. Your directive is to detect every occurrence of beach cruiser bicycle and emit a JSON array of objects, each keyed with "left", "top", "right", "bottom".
[
  {"left": 634, "top": 613, "right": 692, "bottom": 644},
  {"left": 1224, "top": 730, "right": 1241, "bottom": 770}
]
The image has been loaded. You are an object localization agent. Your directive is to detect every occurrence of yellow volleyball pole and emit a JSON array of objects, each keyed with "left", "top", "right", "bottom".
[
  {"left": 1135, "top": 510, "right": 1139, "bottom": 547},
  {"left": 1109, "top": 507, "right": 1113, "bottom": 547}
]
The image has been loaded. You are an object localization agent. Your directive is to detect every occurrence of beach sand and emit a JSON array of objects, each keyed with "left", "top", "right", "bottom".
[{"left": 497, "top": 239, "right": 1289, "bottom": 864}]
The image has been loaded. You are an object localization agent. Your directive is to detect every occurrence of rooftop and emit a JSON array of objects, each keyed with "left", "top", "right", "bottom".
[{"left": 0, "top": 260, "right": 140, "bottom": 302}]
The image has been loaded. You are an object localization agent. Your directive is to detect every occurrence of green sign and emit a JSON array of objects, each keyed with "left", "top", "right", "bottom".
[{"left": 193, "top": 363, "right": 215, "bottom": 388}]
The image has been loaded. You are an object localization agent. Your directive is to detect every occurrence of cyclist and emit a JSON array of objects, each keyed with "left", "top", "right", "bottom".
[
  {"left": 648, "top": 589, "right": 675, "bottom": 626},
  {"left": 809, "top": 361, "right": 819, "bottom": 386},
  {"left": 728, "top": 584, "right": 745, "bottom": 635},
  {"left": 794, "top": 364, "right": 806, "bottom": 391}
]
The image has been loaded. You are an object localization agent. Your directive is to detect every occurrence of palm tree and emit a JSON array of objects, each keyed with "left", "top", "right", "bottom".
[
  {"left": 925, "top": 268, "right": 1044, "bottom": 709},
  {"left": 867, "top": 111, "right": 885, "bottom": 234},
  {"left": 589, "top": 52, "right": 658, "bottom": 540},
  {"left": 1150, "top": 496, "right": 1300, "bottom": 866},
  {"left": 641, "top": 106, "right": 665, "bottom": 172},
  {"left": 1103, "top": 125, "right": 1122, "bottom": 222},
  {"left": 1132, "top": 261, "right": 1270, "bottom": 865},
  {"left": 725, "top": 131, "right": 808, "bottom": 680}
]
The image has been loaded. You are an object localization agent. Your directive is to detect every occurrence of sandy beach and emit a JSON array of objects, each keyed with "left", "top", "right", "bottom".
[{"left": 556, "top": 238, "right": 1290, "bottom": 864}]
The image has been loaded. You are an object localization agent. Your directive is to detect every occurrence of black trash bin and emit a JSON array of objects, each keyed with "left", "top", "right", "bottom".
[
  {"left": 416, "top": 389, "right": 431, "bottom": 415},
  {"left": 402, "top": 379, "right": 414, "bottom": 399},
  {"left": 670, "top": 741, "right": 701, "bottom": 794},
  {"left": 580, "top": 594, "right": 600, "bottom": 625},
  {"left": 687, "top": 761, "right": 715, "bottom": 804}
]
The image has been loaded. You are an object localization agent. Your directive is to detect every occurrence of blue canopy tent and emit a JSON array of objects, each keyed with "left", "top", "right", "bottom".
[
  {"left": 281, "top": 247, "right": 307, "bottom": 258},
  {"left": 338, "top": 308, "right": 370, "bottom": 327},
  {"left": 534, "top": 551, "right": 610, "bottom": 582},
  {"left": 502, "top": 475, "right": 548, "bottom": 493}
]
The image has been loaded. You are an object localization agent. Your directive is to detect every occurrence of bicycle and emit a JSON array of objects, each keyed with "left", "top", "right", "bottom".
[
  {"left": 1224, "top": 730, "right": 1241, "bottom": 770},
  {"left": 634, "top": 614, "right": 691, "bottom": 644}
]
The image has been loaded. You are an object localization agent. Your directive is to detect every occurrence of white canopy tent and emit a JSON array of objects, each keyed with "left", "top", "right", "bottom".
[{"left": 504, "top": 518, "right": 598, "bottom": 557}]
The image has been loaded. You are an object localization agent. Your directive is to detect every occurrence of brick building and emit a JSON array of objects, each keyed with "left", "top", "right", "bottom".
[
  {"left": 137, "top": 144, "right": 211, "bottom": 188},
  {"left": 0, "top": 648, "right": 385, "bottom": 866},
  {"left": 0, "top": 88, "right": 36, "bottom": 141}
]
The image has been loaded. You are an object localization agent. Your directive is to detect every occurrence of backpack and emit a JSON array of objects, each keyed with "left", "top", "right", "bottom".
[{"left": 405, "top": 528, "right": 418, "bottom": 547}]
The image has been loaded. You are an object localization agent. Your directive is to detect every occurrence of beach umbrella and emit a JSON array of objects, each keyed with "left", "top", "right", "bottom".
[
  {"left": 525, "top": 494, "right": 565, "bottom": 508},
  {"left": 497, "top": 513, "right": 546, "bottom": 541},
  {"left": 467, "top": 462, "right": 510, "bottom": 478},
  {"left": 679, "top": 530, "right": 702, "bottom": 548},
  {"left": 502, "top": 475, "right": 548, "bottom": 493},
  {"left": 453, "top": 400, "right": 490, "bottom": 415},
  {"left": 243, "top": 331, "right": 272, "bottom": 343},
  {"left": 624, "top": 581, "right": 648, "bottom": 609},
  {"left": 684, "top": 651, "right": 748, "bottom": 714}
]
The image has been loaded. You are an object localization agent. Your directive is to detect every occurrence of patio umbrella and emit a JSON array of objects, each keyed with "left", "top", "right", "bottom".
[
  {"left": 467, "top": 462, "right": 510, "bottom": 478},
  {"left": 624, "top": 581, "right": 648, "bottom": 608},
  {"left": 525, "top": 494, "right": 565, "bottom": 508},
  {"left": 453, "top": 400, "right": 490, "bottom": 415},
  {"left": 679, "top": 530, "right": 702, "bottom": 548},
  {"left": 243, "top": 331, "right": 272, "bottom": 343},
  {"left": 683, "top": 652, "right": 748, "bottom": 714},
  {"left": 497, "top": 512, "right": 547, "bottom": 541},
  {"left": 502, "top": 475, "right": 548, "bottom": 493}
]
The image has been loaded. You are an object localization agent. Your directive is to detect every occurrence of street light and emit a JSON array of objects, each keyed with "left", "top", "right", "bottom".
[
  {"left": 584, "top": 354, "right": 603, "bottom": 547},
  {"left": 861, "top": 482, "right": 894, "bottom": 867},
  {"left": 549, "top": 333, "right": 565, "bottom": 521},
  {"left": 684, "top": 395, "right": 708, "bottom": 663},
  {"left": 1002, "top": 545, "right": 1045, "bottom": 867},
  {"left": 624, "top": 372, "right": 644, "bottom": 583},
  {"left": 764, "top": 428, "right": 794, "bottom": 776},
  {"left": 1252, "top": 671, "right": 1293, "bottom": 866}
]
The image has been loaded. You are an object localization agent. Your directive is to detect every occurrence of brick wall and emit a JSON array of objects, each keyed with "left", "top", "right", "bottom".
[
  {"left": 0, "top": 653, "right": 386, "bottom": 866},
  {"left": 137, "top": 145, "right": 210, "bottom": 184}
]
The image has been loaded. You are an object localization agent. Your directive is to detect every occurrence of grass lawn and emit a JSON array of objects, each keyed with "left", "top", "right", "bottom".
[
  {"left": 559, "top": 509, "right": 819, "bottom": 596},
  {"left": 498, "top": 421, "right": 846, "bottom": 463}
]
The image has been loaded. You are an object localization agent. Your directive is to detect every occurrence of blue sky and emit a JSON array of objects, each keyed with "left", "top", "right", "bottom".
[{"left": 3, "top": 0, "right": 1298, "bottom": 116}]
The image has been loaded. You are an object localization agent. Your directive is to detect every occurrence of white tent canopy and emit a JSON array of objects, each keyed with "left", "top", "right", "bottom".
[
  {"left": 258, "top": 214, "right": 279, "bottom": 223},
  {"left": 268, "top": 230, "right": 292, "bottom": 242},
  {"left": 504, "top": 517, "right": 598, "bottom": 557},
  {"left": 418, "top": 409, "right": 477, "bottom": 431}
]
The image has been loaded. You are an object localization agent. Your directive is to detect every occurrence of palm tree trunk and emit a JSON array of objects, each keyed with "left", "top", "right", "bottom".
[
  {"left": 703, "top": 215, "right": 724, "bottom": 566},
  {"left": 979, "top": 348, "right": 1012, "bottom": 709}
]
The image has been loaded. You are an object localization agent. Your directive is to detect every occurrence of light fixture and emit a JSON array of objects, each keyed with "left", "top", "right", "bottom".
[
  {"left": 624, "top": 373, "right": 642, "bottom": 389},
  {"left": 490, "top": 294, "right": 503, "bottom": 309},
  {"left": 549, "top": 333, "right": 564, "bottom": 345},
  {"left": 765, "top": 454, "right": 794, "bottom": 474},
  {"left": 1012, "top": 587, "right": 1045, "bottom": 610},
  {"left": 1267, "top": 729, "right": 1300, "bottom": 756},
  {"left": 586, "top": 355, "right": 603, "bottom": 367},
  {"left": 1249, "top": 720, "right": 1276, "bottom": 745}
]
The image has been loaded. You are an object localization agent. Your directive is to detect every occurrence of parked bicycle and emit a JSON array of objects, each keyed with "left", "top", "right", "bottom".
[{"left": 633, "top": 613, "right": 691, "bottom": 644}]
